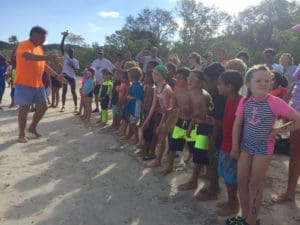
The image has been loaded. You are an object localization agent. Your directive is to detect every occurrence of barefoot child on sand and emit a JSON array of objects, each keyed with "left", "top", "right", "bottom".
[
  {"left": 144, "top": 65, "right": 173, "bottom": 167},
  {"left": 76, "top": 68, "right": 88, "bottom": 116},
  {"left": 215, "top": 70, "right": 243, "bottom": 217},
  {"left": 109, "top": 69, "right": 122, "bottom": 130},
  {"left": 161, "top": 67, "right": 192, "bottom": 175},
  {"left": 98, "top": 68, "right": 113, "bottom": 127},
  {"left": 226, "top": 65, "right": 300, "bottom": 225},
  {"left": 81, "top": 68, "right": 95, "bottom": 122},
  {"left": 122, "top": 67, "right": 144, "bottom": 144},
  {"left": 195, "top": 63, "right": 226, "bottom": 201},
  {"left": 177, "top": 70, "right": 212, "bottom": 189}
]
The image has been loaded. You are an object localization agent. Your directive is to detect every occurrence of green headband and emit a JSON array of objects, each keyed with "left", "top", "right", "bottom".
[{"left": 154, "top": 65, "right": 168, "bottom": 79}]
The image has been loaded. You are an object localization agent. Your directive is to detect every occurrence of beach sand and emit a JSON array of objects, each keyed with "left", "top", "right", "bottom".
[{"left": 0, "top": 83, "right": 300, "bottom": 225}]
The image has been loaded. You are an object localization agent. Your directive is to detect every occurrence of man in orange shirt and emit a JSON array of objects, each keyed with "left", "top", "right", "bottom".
[{"left": 14, "top": 26, "right": 65, "bottom": 143}]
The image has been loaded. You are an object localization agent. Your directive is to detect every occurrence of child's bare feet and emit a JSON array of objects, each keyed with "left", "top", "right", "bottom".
[
  {"left": 177, "top": 180, "right": 197, "bottom": 190},
  {"left": 99, "top": 122, "right": 106, "bottom": 128},
  {"left": 18, "top": 136, "right": 28, "bottom": 143},
  {"left": 145, "top": 159, "right": 161, "bottom": 168},
  {"left": 27, "top": 127, "right": 42, "bottom": 138},
  {"left": 195, "top": 187, "right": 219, "bottom": 201},
  {"left": 271, "top": 193, "right": 295, "bottom": 203},
  {"left": 216, "top": 204, "right": 239, "bottom": 217},
  {"left": 216, "top": 201, "right": 230, "bottom": 208},
  {"left": 135, "top": 149, "right": 146, "bottom": 157},
  {"left": 120, "top": 135, "right": 131, "bottom": 141}
]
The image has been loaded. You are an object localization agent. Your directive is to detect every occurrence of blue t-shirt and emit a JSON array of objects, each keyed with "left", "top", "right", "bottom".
[{"left": 128, "top": 82, "right": 144, "bottom": 116}]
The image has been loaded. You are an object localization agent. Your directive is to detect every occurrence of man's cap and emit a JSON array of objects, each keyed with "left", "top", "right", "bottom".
[{"left": 98, "top": 49, "right": 104, "bottom": 54}]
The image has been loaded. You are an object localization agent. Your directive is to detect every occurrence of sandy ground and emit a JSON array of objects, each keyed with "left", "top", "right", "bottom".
[{"left": 0, "top": 82, "right": 300, "bottom": 225}]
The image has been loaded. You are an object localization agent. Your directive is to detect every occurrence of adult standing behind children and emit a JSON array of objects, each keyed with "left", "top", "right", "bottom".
[
  {"left": 14, "top": 26, "right": 65, "bottom": 143},
  {"left": 90, "top": 49, "right": 115, "bottom": 113},
  {"left": 271, "top": 65, "right": 300, "bottom": 204},
  {"left": 135, "top": 47, "right": 162, "bottom": 74},
  {"left": 262, "top": 48, "right": 283, "bottom": 73},
  {"left": 60, "top": 30, "right": 80, "bottom": 112}
]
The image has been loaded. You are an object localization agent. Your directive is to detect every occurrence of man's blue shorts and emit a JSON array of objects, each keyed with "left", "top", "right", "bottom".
[{"left": 14, "top": 84, "right": 47, "bottom": 106}]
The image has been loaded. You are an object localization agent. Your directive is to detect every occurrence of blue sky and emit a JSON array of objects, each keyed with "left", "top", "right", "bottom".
[{"left": 0, "top": 0, "right": 267, "bottom": 46}]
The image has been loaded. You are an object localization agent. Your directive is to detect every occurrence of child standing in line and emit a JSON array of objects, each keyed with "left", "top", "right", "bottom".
[
  {"left": 49, "top": 59, "right": 63, "bottom": 108},
  {"left": 109, "top": 69, "right": 122, "bottom": 130},
  {"left": 98, "top": 68, "right": 113, "bottom": 127},
  {"left": 227, "top": 65, "right": 300, "bottom": 225},
  {"left": 177, "top": 70, "right": 212, "bottom": 189},
  {"left": 215, "top": 70, "right": 243, "bottom": 217},
  {"left": 144, "top": 65, "right": 174, "bottom": 167},
  {"left": 226, "top": 58, "right": 247, "bottom": 97},
  {"left": 123, "top": 67, "right": 144, "bottom": 144},
  {"left": 117, "top": 72, "right": 130, "bottom": 138},
  {"left": 161, "top": 67, "right": 193, "bottom": 175},
  {"left": 76, "top": 68, "right": 89, "bottom": 116},
  {"left": 165, "top": 62, "right": 177, "bottom": 91},
  {"left": 81, "top": 68, "right": 95, "bottom": 122},
  {"left": 269, "top": 70, "right": 288, "bottom": 100},
  {"left": 136, "top": 64, "right": 157, "bottom": 154},
  {"left": 118, "top": 61, "right": 138, "bottom": 138},
  {"left": 195, "top": 63, "right": 226, "bottom": 201}
]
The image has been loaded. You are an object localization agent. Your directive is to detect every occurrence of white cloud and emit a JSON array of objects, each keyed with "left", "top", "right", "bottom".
[
  {"left": 88, "top": 23, "right": 103, "bottom": 32},
  {"left": 97, "top": 11, "right": 121, "bottom": 18}
]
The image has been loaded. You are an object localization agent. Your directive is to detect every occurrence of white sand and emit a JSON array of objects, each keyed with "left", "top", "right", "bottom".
[{"left": 0, "top": 83, "right": 300, "bottom": 225}]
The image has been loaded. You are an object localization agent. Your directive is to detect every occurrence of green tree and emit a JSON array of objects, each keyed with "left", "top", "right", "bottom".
[
  {"left": 66, "top": 33, "right": 85, "bottom": 46},
  {"left": 8, "top": 35, "right": 18, "bottom": 45},
  {"left": 173, "top": 0, "right": 229, "bottom": 65},
  {"left": 124, "top": 8, "right": 178, "bottom": 44}
]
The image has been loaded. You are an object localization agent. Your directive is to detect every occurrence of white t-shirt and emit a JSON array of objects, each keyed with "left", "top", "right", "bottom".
[
  {"left": 91, "top": 58, "right": 115, "bottom": 84},
  {"left": 62, "top": 53, "right": 80, "bottom": 79}
]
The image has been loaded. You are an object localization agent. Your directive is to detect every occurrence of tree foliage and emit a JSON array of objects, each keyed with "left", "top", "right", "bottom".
[
  {"left": 8, "top": 35, "right": 18, "bottom": 45},
  {"left": 2, "top": 0, "right": 300, "bottom": 68}
]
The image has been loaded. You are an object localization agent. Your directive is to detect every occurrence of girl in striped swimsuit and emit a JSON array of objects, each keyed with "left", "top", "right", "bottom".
[{"left": 227, "top": 65, "right": 300, "bottom": 225}]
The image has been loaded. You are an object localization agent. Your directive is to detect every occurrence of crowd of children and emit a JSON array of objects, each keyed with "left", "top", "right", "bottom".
[{"left": 1, "top": 47, "right": 300, "bottom": 225}]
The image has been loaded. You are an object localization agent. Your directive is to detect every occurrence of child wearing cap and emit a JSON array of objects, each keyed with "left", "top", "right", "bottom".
[{"left": 144, "top": 64, "right": 174, "bottom": 167}]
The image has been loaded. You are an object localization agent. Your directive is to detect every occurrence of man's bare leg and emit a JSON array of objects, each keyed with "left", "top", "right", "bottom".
[
  {"left": 272, "top": 129, "right": 300, "bottom": 203},
  {"left": 28, "top": 102, "right": 47, "bottom": 137},
  {"left": 18, "top": 105, "right": 30, "bottom": 143}
]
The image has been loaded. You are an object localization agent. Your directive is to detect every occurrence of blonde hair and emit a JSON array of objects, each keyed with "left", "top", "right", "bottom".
[
  {"left": 244, "top": 64, "right": 271, "bottom": 101},
  {"left": 128, "top": 67, "right": 143, "bottom": 81},
  {"left": 226, "top": 58, "right": 247, "bottom": 75},
  {"left": 124, "top": 60, "right": 139, "bottom": 70}
]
